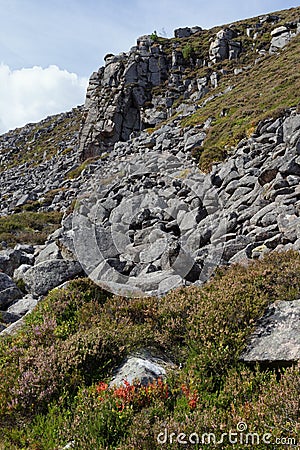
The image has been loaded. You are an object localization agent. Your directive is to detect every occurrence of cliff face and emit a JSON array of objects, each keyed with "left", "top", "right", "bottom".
[{"left": 78, "top": 36, "right": 169, "bottom": 159}]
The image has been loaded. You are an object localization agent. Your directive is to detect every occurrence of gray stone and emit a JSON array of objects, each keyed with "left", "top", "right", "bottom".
[
  {"left": 0, "top": 314, "right": 27, "bottom": 337},
  {"left": 22, "top": 259, "right": 82, "bottom": 296},
  {"left": 0, "top": 310, "right": 21, "bottom": 324},
  {"left": 139, "top": 238, "right": 167, "bottom": 263},
  {"left": 0, "top": 273, "right": 22, "bottom": 309},
  {"left": 241, "top": 300, "right": 300, "bottom": 364},
  {"left": 250, "top": 203, "right": 276, "bottom": 226},
  {"left": 13, "top": 264, "right": 31, "bottom": 281},
  {"left": 174, "top": 27, "right": 202, "bottom": 38},
  {"left": 258, "top": 168, "right": 278, "bottom": 186},
  {"left": 158, "top": 275, "right": 183, "bottom": 295},
  {"left": 269, "top": 27, "right": 291, "bottom": 53},
  {"left": 0, "top": 248, "right": 22, "bottom": 277},
  {"left": 7, "top": 294, "right": 38, "bottom": 316},
  {"left": 110, "top": 348, "right": 175, "bottom": 387},
  {"left": 279, "top": 156, "right": 300, "bottom": 176},
  {"left": 278, "top": 214, "right": 300, "bottom": 242},
  {"left": 228, "top": 41, "right": 242, "bottom": 60},
  {"left": 209, "top": 28, "right": 240, "bottom": 63}
]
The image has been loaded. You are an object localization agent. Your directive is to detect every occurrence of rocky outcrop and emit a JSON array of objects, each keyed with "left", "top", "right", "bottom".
[
  {"left": 209, "top": 28, "right": 242, "bottom": 63},
  {"left": 241, "top": 300, "right": 300, "bottom": 366},
  {"left": 269, "top": 23, "right": 300, "bottom": 53},
  {"left": 78, "top": 36, "right": 169, "bottom": 160}
]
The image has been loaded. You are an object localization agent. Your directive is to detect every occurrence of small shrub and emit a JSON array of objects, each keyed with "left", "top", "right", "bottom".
[
  {"left": 150, "top": 31, "right": 158, "bottom": 42},
  {"left": 182, "top": 43, "right": 195, "bottom": 61}
]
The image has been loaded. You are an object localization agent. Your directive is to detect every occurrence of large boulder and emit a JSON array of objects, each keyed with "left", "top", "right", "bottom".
[
  {"left": 7, "top": 294, "right": 38, "bottom": 316},
  {"left": 21, "top": 259, "right": 83, "bottom": 296},
  {"left": 241, "top": 300, "right": 300, "bottom": 366}
]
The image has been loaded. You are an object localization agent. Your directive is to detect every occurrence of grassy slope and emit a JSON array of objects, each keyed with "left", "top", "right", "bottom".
[
  {"left": 157, "top": 6, "right": 300, "bottom": 170},
  {"left": 0, "top": 251, "right": 299, "bottom": 449}
]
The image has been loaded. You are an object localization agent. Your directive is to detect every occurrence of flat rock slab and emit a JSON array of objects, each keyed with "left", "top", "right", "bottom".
[{"left": 241, "top": 300, "right": 300, "bottom": 364}]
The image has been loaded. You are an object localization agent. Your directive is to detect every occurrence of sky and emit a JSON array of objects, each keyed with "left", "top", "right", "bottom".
[{"left": 0, "top": 0, "right": 299, "bottom": 134}]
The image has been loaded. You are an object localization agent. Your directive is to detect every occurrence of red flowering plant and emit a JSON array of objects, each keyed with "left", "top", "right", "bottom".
[
  {"left": 180, "top": 383, "right": 200, "bottom": 410},
  {"left": 95, "top": 377, "right": 170, "bottom": 413}
]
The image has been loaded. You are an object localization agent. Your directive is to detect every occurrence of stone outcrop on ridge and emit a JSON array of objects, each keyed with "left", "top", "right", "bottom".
[{"left": 78, "top": 36, "right": 169, "bottom": 160}]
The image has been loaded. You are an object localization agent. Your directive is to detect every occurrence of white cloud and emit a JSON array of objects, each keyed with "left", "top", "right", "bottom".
[{"left": 0, "top": 64, "right": 88, "bottom": 134}]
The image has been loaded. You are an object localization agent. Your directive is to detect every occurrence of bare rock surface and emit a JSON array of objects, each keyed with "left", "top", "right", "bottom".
[{"left": 241, "top": 300, "right": 300, "bottom": 365}]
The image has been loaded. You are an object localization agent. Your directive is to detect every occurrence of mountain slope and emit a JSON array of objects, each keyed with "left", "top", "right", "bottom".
[{"left": 0, "top": 6, "right": 300, "bottom": 450}]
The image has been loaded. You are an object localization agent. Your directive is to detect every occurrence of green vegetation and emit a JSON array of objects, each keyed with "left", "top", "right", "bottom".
[
  {"left": 0, "top": 211, "right": 62, "bottom": 247},
  {"left": 0, "top": 251, "right": 300, "bottom": 448},
  {"left": 66, "top": 156, "right": 101, "bottom": 179}
]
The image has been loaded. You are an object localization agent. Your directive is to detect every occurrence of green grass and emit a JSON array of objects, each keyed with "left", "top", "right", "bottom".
[
  {"left": 66, "top": 156, "right": 101, "bottom": 179},
  {"left": 0, "top": 211, "right": 63, "bottom": 247},
  {"left": 0, "top": 251, "right": 299, "bottom": 448}
]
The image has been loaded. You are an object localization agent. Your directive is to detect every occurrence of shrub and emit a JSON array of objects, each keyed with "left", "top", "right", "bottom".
[
  {"left": 1, "top": 251, "right": 300, "bottom": 447},
  {"left": 150, "top": 31, "right": 158, "bottom": 42},
  {"left": 0, "top": 211, "right": 62, "bottom": 247},
  {"left": 182, "top": 43, "right": 195, "bottom": 61}
]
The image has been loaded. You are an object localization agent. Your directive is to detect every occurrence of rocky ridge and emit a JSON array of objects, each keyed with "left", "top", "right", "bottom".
[{"left": 0, "top": 108, "right": 83, "bottom": 216}]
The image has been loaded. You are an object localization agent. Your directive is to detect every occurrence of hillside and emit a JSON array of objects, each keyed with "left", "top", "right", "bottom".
[{"left": 0, "top": 6, "right": 300, "bottom": 449}]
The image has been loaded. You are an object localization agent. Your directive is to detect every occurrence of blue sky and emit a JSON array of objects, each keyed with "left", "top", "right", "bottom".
[{"left": 0, "top": 0, "right": 299, "bottom": 133}]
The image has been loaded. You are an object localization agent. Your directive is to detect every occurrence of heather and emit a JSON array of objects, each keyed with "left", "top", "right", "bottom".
[{"left": 0, "top": 251, "right": 299, "bottom": 449}]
